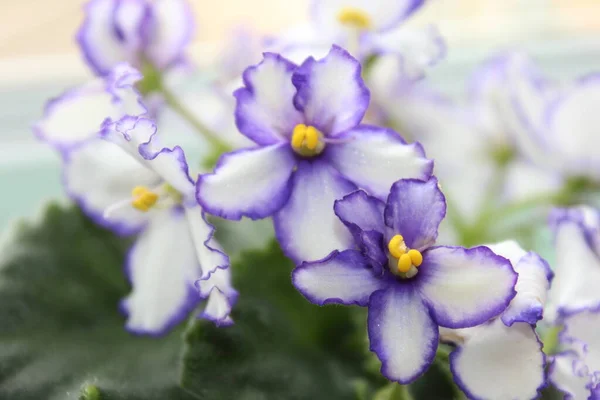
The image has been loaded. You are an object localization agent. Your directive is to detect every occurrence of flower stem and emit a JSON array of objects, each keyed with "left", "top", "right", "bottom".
[{"left": 159, "top": 85, "right": 232, "bottom": 153}]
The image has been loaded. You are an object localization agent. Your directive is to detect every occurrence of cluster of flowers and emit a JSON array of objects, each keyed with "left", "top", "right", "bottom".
[{"left": 34, "top": 0, "right": 600, "bottom": 398}]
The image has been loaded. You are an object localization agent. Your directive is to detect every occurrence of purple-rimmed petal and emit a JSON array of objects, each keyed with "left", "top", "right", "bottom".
[
  {"left": 327, "top": 126, "right": 433, "bottom": 199},
  {"left": 310, "top": 0, "right": 425, "bottom": 34},
  {"left": 234, "top": 53, "right": 303, "bottom": 145},
  {"left": 417, "top": 246, "right": 517, "bottom": 329},
  {"left": 561, "top": 306, "right": 600, "bottom": 374},
  {"left": 196, "top": 144, "right": 296, "bottom": 220},
  {"left": 196, "top": 267, "right": 238, "bottom": 327},
  {"left": 547, "top": 208, "right": 600, "bottom": 317},
  {"left": 104, "top": 116, "right": 195, "bottom": 199},
  {"left": 184, "top": 207, "right": 230, "bottom": 278},
  {"left": 359, "top": 230, "right": 388, "bottom": 275},
  {"left": 292, "top": 249, "right": 389, "bottom": 306},
  {"left": 143, "top": 0, "right": 194, "bottom": 70},
  {"left": 365, "top": 25, "right": 445, "bottom": 80},
  {"left": 549, "top": 351, "right": 594, "bottom": 400},
  {"left": 487, "top": 241, "right": 553, "bottom": 326},
  {"left": 368, "top": 285, "right": 438, "bottom": 384},
  {"left": 63, "top": 138, "right": 160, "bottom": 235},
  {"left": 292, "top": 46, "right": 369, "bottom": 136},
  {"left": 274, "top": 160, "right": 356, "bottom": 263},
  {"left": 34, "top": 64, "right": 145, "bottom": 150},
  {"left": 121, "top": 207, "right": 200, "bottom": 336},
  {"left": 503, "top": 252, "right": 552, "bottom": 326},
  {"left": 383, "top": 177, "right": 445, "bottom": 251},
  {"left": 450, "top": 319, "right": 546, "bottom": 400},
  {"left": 77, "top": 0, "right": 147, "bottom": 75},
  {"left": 334, "top": 189, "right": 385, "bottom": 239}
]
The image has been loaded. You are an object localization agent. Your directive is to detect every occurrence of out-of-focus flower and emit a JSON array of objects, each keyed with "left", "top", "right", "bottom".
[
  {"left": 34, "top": 63, "right": 146, "bottom": 151},
  {"left": 292, "top": 178, "right": 517, "bottom": 383},
  {"left": 444, "top": 240, "right": 551, "bottom": 400},
  {"left": 78, "top": 0, "right": 194, "bottom": 76},
  {"left": 517, "top": 73, "right": 600, "bottom": 182},
  {"left": 544, "top": 207, "right": 600, "bottom": 399},
  {"left": 63, "top": 116, "right": 234, "bottom": 334},
  {"left": 371, "top": 52, "right": 561, "bottom": 233},
  {"left": 196, "top": 46, "right": 433, "bottom": 263},
  {"left": 269, "top": 0, "right": 444, "bottom": 82},
  {"left": 546, "top": 206, "right": 600, "bottom": 318}
]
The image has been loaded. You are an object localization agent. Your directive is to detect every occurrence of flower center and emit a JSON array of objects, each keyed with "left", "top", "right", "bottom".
[
  {"left": 131, "top": 186, "right": 159, "bottom": 212},
  {"left": 387, "top": 234, "right": 423, "bottom": 278},
  {"left": 337, "top": 7, "right": 372, "bottom": 30},
  {"left": 291, "top": 124, "right": 325, "bottom": 157},
  {"left": 104, "top": 184, "right": 183, "bottom": 219}
]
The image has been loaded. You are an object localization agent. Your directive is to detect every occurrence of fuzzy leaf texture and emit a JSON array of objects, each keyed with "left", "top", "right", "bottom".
[{"left": 0, "top": 203, "right": 374, "bottom": 399}]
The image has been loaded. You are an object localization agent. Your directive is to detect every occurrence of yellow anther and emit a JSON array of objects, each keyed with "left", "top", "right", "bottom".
[
  {"left": 337, "top": 7, "right": 372, "bottom": 30},
  {"left": 408, "top": 249, "right": 423, "bottom": 267},
  {"left": 398, "top": 254, "right": 412, "bottom": 273},
  {"left": 305, "top": 126, "right": 319, "bottom": 150},
  {"left": 291, "top": 123, "right": 324, "bottom": 156},
  {"left": 131, "top": 186, "right": 158, "bottom": 212},
  {"left": 291, "top": 124, "right": 307, "bottom": 148},
  {"left": 387, "top": 234, "right": 407, "bottom": 259}
]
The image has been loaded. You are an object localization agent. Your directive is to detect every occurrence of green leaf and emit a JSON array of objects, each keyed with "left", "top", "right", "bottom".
[
  {"left": 0, "top": 203, "right": 196, "bottom": 400},
  {"left": 180, "top": 241, "right": 370, "bottom": 399}
]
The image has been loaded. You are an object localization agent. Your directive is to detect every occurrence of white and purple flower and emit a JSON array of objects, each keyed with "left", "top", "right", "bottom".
[
  {"left": 443, "top": 240, "right": 552, "bottom": 400},
  {"left": 271, "top": 0, "right": 444, "bottom": 82},
  {"left": 78, "top": 0, "right": 194, "bottom": 76},
  {"left": 196, "top": 46, "right": 432, "bottom": 263},
  {"left": 292, "top": 178, "right": 517, "bottom": 383},
  {"left": 34, "top": 63, "right": 146, "bottom": 151},
  {"left": 62, "top": 116, "right": 235, "bottom": 334},
  {"left": 544, "top": 207, "right": 600, "bottom": 399}
]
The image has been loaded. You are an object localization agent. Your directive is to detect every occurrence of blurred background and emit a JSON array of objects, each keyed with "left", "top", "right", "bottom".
[{"left": 1, "top": 0, "right": 600, "bottom": 228}]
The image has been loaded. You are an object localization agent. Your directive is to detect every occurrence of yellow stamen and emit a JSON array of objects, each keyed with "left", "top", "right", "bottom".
[
  {"left": 291, "top": 124, "right": 307, "bottom": 148},
  {"left": 398, "top": 254, "right": 412, "bottom": 273},
  {"left": 408, "top": 249, "right": 423, "bottom": 267},
  {"left": 305, "top": 126, "right": 319, "bottom": 150},
  {"left": 387, "top": 234, "right": 406, "bottom": 258},
  {"left": 337, "top": 7, "right": 372, "bottom": 30},
  {"left": 131, "top": 186, "right": 159, "bottom": 212},
  {"left": 291, "top": 123, "right": 325, "bottom": 156}
]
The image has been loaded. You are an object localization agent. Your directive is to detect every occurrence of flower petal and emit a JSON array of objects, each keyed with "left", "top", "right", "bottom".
[
  {"left": 311, "top": 0, "right": 425, "bottom": 33},
  {"left": 34, "top": 64, "right": 145, "bottom": 149},
  {"left": 197, "top": 267, "right": 238, "bottom": 327},
  {"left": 63, "top": 138, "right": 159, "bottom": 235},
  {"left": 292, "top": 46, "right": 369, "bottom": 136},
  {"left": 77, "top": 0, "right": 146, "bottom": 75},
  {"left": 366, "top": 25, "right": 445, "bottom": 80},
  {"left": 450, "top": 319, "right": 546, "bottom": 400},
  {"left": 561, "top": 307, "right": 600, "bottom": 374},
  {"left": 548, "top": 207, "right": 600, "bottom": 317},
  {"left": 144, "top": 0, "right": 194, "bottom": 70},
  {"left": 542, "top": 75, "right": 600, "bottom": 178},
  {"left": 359, "top": 230, "right": 388, "bottom": 274},
  {"left": 368, "top": 285, "right": 438, "bottom": 384},
  {"left": 334, "top": 189, "right": 385, "bottom": 238},
  {"left": 487, "top": 241, "right": 553, "bottom": 326},
  {"left": 274, "top": 160, "right": 356, "bottom": 263},
  {"left": 196, "top": 144, "right": 296, "bottom": 220},
  {"left": 293, "top": 249, "right": 389, "bottom": 306},
  {"left": 383, "top": 177, "right": 445, "bottom": 251},
  {"left": 234, "top": 53, "right": 303, "bottom": 145},
  {"left": 184, "top": 207, "right": 230, "bottom": 278},
  {"left": 417, "top": 246, "right": 517, "bottom": 328},
  {"left": 104, "top": 116, "right": 195, "bottom": 199},
  {"left": 327, "top": 126, "right": 433, "bottom": 199},
  {"left": 121, "top": 208, "right": 200, "bottom": 335},
  {"left": 549, "top": 351, "right": 594, "bottom": 400}
]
